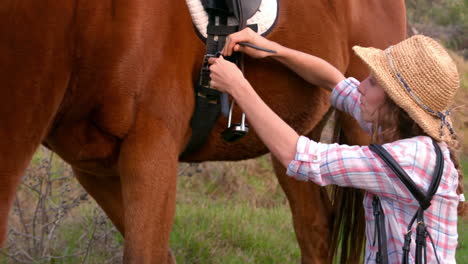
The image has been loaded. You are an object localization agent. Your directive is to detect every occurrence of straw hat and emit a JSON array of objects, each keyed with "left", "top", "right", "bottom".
[{"left": 352, "top": 35, "right": 460, "bottom": 142}]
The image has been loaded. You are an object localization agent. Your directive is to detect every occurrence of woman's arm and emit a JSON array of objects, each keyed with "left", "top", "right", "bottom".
[
  {"left": 208, "top": 57, "right": 427, "bottom": 204},
  {"left": 233, "top": 81, "right": 299, "bottom": 168},
  {"left": 207, "top": 56, "right": 298, "bottom": 167},
  {"left": 222, "top": 28, "right": 344, "bottom": 90},
  {"left": 270, "top": 45, "right": 345, "bottom": 91}
]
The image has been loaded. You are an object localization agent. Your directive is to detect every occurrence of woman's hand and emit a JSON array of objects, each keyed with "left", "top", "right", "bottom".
[
  {"left": 222, "top": 27, "right": 278, "bottom": 59},
  {"left": 208, "top": 56, "right": 249, "bottom": 95}
]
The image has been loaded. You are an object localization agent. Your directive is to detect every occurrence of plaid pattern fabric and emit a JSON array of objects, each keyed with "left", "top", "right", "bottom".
[{"left": 287, "top": 78, "right": 459, "bottom": 263}]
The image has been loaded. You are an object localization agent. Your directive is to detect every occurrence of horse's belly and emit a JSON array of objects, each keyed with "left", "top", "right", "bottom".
[{"left": 44, "top": 118, "right": 121, "bottom": 176}]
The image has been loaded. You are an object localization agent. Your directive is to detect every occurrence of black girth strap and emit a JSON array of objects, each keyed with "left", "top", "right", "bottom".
[
  {"left": 369, "top": 139, "right": 443, "bottom": 264},
  {"left": 180, "top": 9, "right": 227, "bottom": 158}
]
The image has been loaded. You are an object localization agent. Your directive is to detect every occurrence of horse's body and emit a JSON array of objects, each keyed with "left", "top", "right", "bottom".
[{"left": 0, "top": 0, "right": 406, "bottom": 263}]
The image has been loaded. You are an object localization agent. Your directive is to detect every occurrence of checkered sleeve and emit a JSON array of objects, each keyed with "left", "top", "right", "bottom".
[
  {"left": 330, "top": 77, "right": 372, "bottom": 134},
  {"left": 286, "top": 136, "right": 432, "bottom": 202}
]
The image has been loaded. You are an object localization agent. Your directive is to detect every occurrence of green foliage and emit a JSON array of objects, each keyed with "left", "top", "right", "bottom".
[
  {"left": 407, "top": 0, "right": 467, "bottom": 25},
  {"left": 406, "top": 0, "right": 467, "bottom": 51},
  {"left": 458, "top": 158, "right": 468, "bottom": 263}
]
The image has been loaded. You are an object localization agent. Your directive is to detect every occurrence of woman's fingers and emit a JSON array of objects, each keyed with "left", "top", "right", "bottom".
[
  {"left": 209, "top": 79, "right": 216, "bottom": 89},
  {"left": 222, "top": 28, "right": 253, "bottom": 56},
  {"left": 207, "top": 55, "right": 240, "bottom": 93},
  {"left": 208, "top": 55, "right": 223, "bottom": 65},
  {"left": 223, "top": 37, "right": 233, "bottom": 56},
  {"left": 224, "top": 36, "right": 235, "bottom": 56},
  {"left": 224, "top": 35, "right": 234, "bottom": 56},
  {"left": 208, "top": 57, "right": 216, "bottom": 65}
]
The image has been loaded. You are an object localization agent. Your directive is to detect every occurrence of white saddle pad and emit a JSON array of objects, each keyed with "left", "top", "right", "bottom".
[{"left": 185, "top": 0, "right": 279, "bottom": 39}]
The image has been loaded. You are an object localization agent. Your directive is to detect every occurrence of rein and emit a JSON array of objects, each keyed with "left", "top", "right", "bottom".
[{"left": 369, "top": 140, "right": 443, "bottom": 264}]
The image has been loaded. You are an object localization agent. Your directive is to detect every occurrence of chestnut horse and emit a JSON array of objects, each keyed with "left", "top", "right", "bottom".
[{"left": 0, "top": 0, "right": 406, "bottom": 263}]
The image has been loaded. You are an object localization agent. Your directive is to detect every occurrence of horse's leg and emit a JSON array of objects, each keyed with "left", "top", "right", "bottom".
[
  {"left": 273, "top": 120, "right": 333, "bottom": 263},
  {"left": 0, "top": 6, "right": 72, "bottom": 247},
  {"left": 0, "top": 84, "right": 66, "bottom": 244},
  {"left": 118, "top": 115, "right": 178, "bottom": 264},
  {"left": 0, "top": 97, "right": 66, "bottom": 248},
  {"left": 74, "top": 169, "right": 177, "bottom": 262},
  {"left": 0, "top": 141, "right": 44, "bottom": 248},
  {"left": 73, "top": 170, "right": 126, "bottom": 234},
  {"left": 272, "top": 157, "right": 332, "bottom": 263}
]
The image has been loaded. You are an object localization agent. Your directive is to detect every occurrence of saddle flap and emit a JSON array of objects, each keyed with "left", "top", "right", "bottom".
[
  {"left": 202, "top": 0, "right": 262, "bottom": 21},
  {"left": 226, "top": 0, "right": 262, "bottom": 21},
  {"left": 201, "top": 0, "right": 229, "bottom": 13}
]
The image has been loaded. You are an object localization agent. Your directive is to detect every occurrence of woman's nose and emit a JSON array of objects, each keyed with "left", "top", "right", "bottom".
[{"left": 358, "top": 84, "right": 365, "bottom": 95}]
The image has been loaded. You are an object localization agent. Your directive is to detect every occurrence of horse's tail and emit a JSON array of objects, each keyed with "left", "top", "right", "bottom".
[
  {"left": 328, "top": 186, "right": 365, "bottom": 263},
  {"left": 326, "top": 113, "right": 366, "bottom": 263}
]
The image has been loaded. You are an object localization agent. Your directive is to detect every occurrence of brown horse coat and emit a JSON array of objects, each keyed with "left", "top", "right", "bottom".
[{"left": 0, "top": 0, "right": 406, "bottom": 263}]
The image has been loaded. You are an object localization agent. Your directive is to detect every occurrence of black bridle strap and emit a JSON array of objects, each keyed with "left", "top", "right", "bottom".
[
  {"left": 373, "top": 196, "right": 388, "bottom": 264},
  {"left": 369, "top": 139, "right": 444, "bottom": 264},
  {"left": 369, "top": 140, "right": 443, "bottom": 209}
]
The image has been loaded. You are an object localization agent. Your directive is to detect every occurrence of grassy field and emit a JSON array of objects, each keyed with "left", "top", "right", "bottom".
[
  {"left": 1, "top": 152, "right": 467, "bottom": 263},
  {"left": 170, "top": 157, "right": 298, "bottom": 264},
  {"left": 457, "top": 158, "right": 468, "bottom": 264},
  {"left": 174, "top": 157, "right": 468, "bottom": 263}
]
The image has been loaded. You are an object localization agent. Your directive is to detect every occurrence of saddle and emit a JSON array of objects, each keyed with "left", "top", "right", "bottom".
[
  {"left": 181, "top": 0, "right": 262, "bottom": 157},
  {"left": 201, "top": 0, "right": 262, "bottom": 26}
]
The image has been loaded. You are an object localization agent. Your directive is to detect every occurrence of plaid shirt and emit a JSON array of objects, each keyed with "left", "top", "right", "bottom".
[{"left": 287, "top": 78, "right": 459, "bottom": 263}]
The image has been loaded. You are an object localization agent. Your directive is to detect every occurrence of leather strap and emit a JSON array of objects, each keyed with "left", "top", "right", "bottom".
[
  {"left": 181, "top": 4, "right": 258, "bottom": 157},
  {"left": 369, "top": 139, "right": 444, "bottom": 264},
  {"left": 180, "top": 9, "right": 228, "bottom": 158},
  {"left": 368, "top": 140, "right": 443, "bottom": 210},
  {"left": 373, "top": 196, "right": 389, "bottom": 264}
]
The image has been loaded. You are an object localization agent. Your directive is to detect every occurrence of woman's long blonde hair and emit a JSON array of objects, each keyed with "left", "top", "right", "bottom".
[{"left": 372, "top": 97, "right": 466, "bottom": 216}]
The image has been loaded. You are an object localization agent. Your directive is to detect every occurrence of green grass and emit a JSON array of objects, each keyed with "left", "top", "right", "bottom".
[
  {"left": 170, "top": 201, "right": 299, "bottom": 263},
  {"left": 457, "top": 158, "right": 468, "bottom": 263},
  {"left": 458, "top": 219, "right": 468, "bottom": 263},
  {"left": 2, "top": 153, "right": 467, "bottom": 263},
  {"left": 170, "top": 157, "right": 300, "bottom": 263}
]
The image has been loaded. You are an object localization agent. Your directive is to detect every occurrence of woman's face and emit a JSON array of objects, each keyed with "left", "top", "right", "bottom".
[{"left": 358, "top": 75, "right": 389, "bottom": 123}]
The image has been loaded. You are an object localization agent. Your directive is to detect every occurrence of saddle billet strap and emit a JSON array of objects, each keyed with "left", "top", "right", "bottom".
[
  {"left": 369, "top": 140, "right": 443, "bottom": 264},
  {"left": 207, "top": 11, "right": 232, "bottom": 117},
  {"left": 206, "top": 10, "right": 229, "bottom": 54}
]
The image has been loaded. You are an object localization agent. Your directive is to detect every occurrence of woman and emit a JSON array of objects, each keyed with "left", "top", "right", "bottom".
[{"left": 208, "top": 28, "right": 465, "bottom": 263}]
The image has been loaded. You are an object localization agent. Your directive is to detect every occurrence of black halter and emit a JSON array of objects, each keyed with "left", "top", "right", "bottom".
[{"left": 369, "top": 139, "right": 443, "bottom": 264}]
